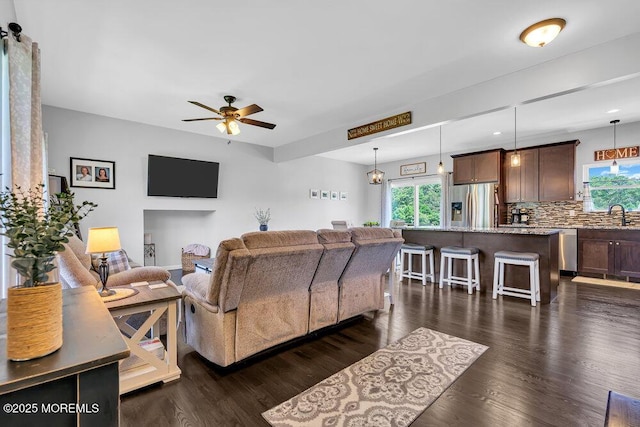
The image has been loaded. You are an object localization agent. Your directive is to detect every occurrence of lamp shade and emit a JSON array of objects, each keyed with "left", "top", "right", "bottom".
[{"left": 85, "top": 227, "right": 122, "bottom": 254}]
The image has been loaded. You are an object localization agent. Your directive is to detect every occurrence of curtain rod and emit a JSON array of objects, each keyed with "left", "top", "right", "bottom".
[
  {"left": 388, "top": 173, "right": 446, "bottom": 183},
  {"left": 0, "top": 23, "right": 23, "bottom": 42}
]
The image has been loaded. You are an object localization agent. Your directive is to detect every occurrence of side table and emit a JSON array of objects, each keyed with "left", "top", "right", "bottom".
[{"left": 103, "top": 282, "right": 181, "bottom": 394}]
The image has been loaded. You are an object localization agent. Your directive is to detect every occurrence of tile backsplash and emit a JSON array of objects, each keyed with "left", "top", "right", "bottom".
[{"left": 506, "top": 201, "right": 640, "bottom": 227}]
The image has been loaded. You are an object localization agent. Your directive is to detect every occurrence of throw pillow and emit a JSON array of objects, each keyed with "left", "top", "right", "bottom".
[{"left": 91, "top": 250, "right": 131, "bottom": 274}]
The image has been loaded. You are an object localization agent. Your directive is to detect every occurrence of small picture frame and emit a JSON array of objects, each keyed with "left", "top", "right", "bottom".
[
  {"left": 340, "top": 191, "right": 348, "bottom": 201},
  {"left": 320, "top": 190, "right": 330, "bottom": 200},
  {"left": 330, "top": 191, "right": 338, "bottom": 201},
  {"left": 70, "top": 157, "right": 116, "bottom": 189},
  {"left": 310, "top": 189, "right": 319, "bottom": 199}
]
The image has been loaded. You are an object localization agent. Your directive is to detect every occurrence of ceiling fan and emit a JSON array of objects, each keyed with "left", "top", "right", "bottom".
[{"left": 182, "top": 95, "right": 276, "bottom": 136}]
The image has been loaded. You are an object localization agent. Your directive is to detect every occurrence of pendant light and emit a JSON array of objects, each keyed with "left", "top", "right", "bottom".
[
  {"left": 437, "top": 126, "right": 444, "bottom": 174},
  {"left": 610, "top": 119, "right": 620, "bottom": 174},
  {"left": 367, "top": 147, "right": 385, "bottom": 185},
  {"left": 510, "top": 107, "right": 521, "bottom": 167}
]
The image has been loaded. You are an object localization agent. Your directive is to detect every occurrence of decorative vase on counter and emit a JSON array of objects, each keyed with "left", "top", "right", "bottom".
[
  {"left": 6, "top": 256, "right": 63, "bottom": 361},
  {"left": 259, "top": 224, "right": 268, "bottom": 231}
]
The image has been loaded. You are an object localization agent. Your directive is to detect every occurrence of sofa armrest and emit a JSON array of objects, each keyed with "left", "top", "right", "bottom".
[{"left": 106, "top": 266, "right": 171, "bottom": 287}]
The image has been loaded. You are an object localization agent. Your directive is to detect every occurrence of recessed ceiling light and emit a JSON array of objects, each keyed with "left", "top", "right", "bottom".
[
  {"left": 493, "top": 131, "right": 502, "bottom": 135},
  {"left": 607, "top": 109, "right": 620, "bottom": 114},
  {"left": 520, "top": 18, "right": 566, "bottom": 47}
]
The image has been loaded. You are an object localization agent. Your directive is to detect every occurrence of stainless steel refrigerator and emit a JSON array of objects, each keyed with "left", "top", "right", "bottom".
[{"left": 446, "top": 176, "right": 498, "bottom": 228}]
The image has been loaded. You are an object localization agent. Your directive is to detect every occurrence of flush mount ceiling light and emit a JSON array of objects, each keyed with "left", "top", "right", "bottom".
[
  {"left": 437, "top": 126, "right": 444, "bottom": 174},
  {"left": 510, "top": 107, "right": 521, "bottom": 167},
  {"left": 367, "top": 147, "right": 385, "bottom": 185},
  {"left": 610, "top": 119, "right": 620, "bottom": 174},
  {"left": 520, "top": 18, "right": 566, "bottom": 47}
]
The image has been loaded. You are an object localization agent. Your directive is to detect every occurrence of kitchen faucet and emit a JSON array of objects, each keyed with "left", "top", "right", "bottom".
[{"left": 608, "top": 204, "right": 630, "bottom": 226}]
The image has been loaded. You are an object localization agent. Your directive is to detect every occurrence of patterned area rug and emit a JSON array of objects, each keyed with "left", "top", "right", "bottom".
[{"left": 262, "top": 327, "right": 488, "bottom": 426}]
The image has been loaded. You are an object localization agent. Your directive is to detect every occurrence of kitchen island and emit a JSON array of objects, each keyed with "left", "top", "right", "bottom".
[{"left": 402, "top": 227, "right": 560, "bottom": 304}]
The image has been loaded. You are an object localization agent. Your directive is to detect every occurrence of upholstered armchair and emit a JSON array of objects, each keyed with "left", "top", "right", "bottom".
[{"left": 58, "top": 234, "right": 172, "bottom": 289}]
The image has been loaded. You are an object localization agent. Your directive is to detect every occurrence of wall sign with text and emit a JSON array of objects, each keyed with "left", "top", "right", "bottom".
[
  {"left": 400, "top": 162, "right": 426, "bottom": 176},
  {"left": 347, "top": 112, "right": 412, "bottom": 140},
  {"left": 594, "top": 146, "right": 639, "bottom": 161}
]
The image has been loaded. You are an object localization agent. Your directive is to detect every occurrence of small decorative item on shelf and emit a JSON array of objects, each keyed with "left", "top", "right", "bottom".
[
  {"left": 0, "top": 184, "right": 96, "bottom": 361},
  {"left": 255, "top": 207, "right": 271, "bottom": 231},
  {"left": 363, "top": 221, "right": 380, "bottom": 227}
]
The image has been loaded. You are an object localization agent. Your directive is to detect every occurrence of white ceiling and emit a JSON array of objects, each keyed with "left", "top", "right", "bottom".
[{"left": 9, "top": 0, "right": 640, "bottom": 164}]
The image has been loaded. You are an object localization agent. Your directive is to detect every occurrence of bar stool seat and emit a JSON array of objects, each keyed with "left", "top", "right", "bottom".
[
  {"left": 492, "top": 250, "right": 540, "bottom": 306},
  {"left": 439, "top": 246, "right": 480, "bottom": 294},
  {"left": 400, "top": 243, "right": 435, "bottom": 286}
]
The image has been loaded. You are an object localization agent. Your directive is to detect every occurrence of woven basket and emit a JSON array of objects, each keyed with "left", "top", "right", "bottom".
[
  {"left": 181, "top": 247, "right": 211, "bottom": 273},
  {"left": 7, "top": 283, "right": 63, "bottom": 361}
]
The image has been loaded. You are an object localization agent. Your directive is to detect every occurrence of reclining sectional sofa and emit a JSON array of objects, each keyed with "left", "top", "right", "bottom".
[{"left": 181, "top": 227, "right": 403, "bottom": 367}]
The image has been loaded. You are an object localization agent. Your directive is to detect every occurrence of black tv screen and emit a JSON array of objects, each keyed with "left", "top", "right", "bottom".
[{"left": 147, "top": 154, "right": 219, "bottom": 198}]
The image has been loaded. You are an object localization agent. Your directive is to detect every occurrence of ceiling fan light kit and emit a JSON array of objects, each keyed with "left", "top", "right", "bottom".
[
  {"left": 520, "top": 18, "right": 566, "bottom": 47},
  {"left": 183, "top": 95, "right": 276, "bottom": 136}
]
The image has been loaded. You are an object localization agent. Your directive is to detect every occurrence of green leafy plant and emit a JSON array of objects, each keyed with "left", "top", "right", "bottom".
[
  {"left": 363, "top": 221, "right": 380, "bottom": 227},
  {"left": 0, "top": 184, "right": 97, "bottom": 287},
  {"left": 254, "top": 207, "right": 271, "bottom": 225}
]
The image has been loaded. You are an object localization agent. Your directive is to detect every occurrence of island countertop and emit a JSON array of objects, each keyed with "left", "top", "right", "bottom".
[
  {"left": 402, "top": 227, "right": 559, "bottom": 304},
  {"left": 404, "top": 226, "right": 560, "bottom": 235},
  {"left": 499, "top": 224, "right": 640, "bottom": 231}
]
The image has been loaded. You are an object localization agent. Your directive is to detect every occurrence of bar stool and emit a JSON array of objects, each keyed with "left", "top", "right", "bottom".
[
  {"left": 400, "top": 243, "right": 435, "bottom": 286},
  {"left": 492, "top": 251, "right": 540, "bottom": 306},
  {"left": 439, "top": 246, "right": 480, "bottom": 294}
]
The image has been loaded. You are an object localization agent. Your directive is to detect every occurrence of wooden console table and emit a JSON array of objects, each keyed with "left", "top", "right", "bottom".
[{"left": 0, "top": 287, "right": 129, "bottom": 427}]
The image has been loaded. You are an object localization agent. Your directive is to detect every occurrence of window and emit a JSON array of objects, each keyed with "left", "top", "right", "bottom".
[
  {"left": 583, "top": 160, "right": 640, "bottom": 211},
  {"left": 390, "top": 177, "right": 442, "bottom": 226}
]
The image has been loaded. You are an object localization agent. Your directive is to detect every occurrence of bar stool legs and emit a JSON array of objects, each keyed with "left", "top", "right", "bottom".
[
  {"left": 400, "top": 244, "right": 435, "bottom": 286},
  {"left": 492, "top": 251, "right": 540, "bottom": 306},
  {"left": 439, "top": 246, "right": 480, "bottom": 294}
]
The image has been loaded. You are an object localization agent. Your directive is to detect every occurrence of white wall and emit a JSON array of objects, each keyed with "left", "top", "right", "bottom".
[{"left": 44, "top": 106, "right": 369, "bottom": 266}]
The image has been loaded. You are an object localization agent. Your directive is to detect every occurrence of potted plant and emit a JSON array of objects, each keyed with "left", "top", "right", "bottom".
[
  {"left": 254, "top": 207, "right": 271, "bottom": 231},
  {"left": 363, "top": 221, "right": 380, "bottom": 227},
  {"left": 0, "top": 184, "right": 96, "bottom": 360}
]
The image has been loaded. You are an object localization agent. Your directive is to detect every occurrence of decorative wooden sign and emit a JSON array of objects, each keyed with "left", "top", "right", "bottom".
[
  {"left": 400, "top": 162, "right": 426, "bottom": 176},
  {"left": 594, "top": 146, "right": 639, "bottom": 161},
  {"left": 347, "top": 112, "right": 412, "bottom": 140}
]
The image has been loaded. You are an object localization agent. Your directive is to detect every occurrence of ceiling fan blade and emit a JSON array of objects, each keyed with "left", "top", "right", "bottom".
[
  {"left": 239, "top": 117, "right": 276, "bottom": 129},
  {"left": 188, "top": 101, "right": 222, "bottom": 115},
  {"left": 234, "top": 104, "right": 263, "bottom": 118},
  {"left": 182, "top": 117, "right": 223, "bottom": 122}
]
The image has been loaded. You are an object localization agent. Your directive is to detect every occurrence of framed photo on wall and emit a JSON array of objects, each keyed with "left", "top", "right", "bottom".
[
  {"left": 320, "top": 190, "right": 329, "bottom": 200},
  {"left": 70, "top": 157, "right": 116, "bottom": 189},
  {"left": 330, "top": 191, "right": 338, "bottom": 201},
  {"left": 310, "top": 189, "right": 319, "bottom": 199}
]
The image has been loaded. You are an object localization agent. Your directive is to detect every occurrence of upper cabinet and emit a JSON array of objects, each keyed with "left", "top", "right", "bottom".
[
  {"left": 503, "top": 140, "right": 578, "bottom": 202},
  {"left": 452, "top": 150, "right": 502, "bottom": 185},
  {"left": 538, "top": 142, "right": 577, "bottom": 201},
  {"left": 504, "top": 149, "right": 539, "bottom": 202}
]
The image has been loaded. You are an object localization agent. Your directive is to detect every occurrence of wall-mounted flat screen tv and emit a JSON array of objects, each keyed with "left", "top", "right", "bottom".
[{"left": 147, "top": 154, "right": 219, "bottom": 198}]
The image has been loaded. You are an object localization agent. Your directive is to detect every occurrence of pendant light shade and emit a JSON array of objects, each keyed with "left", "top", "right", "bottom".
[
  {"left": 510, "top": 107, "right": 521, "bottom": 167},
  {"left": 610, "top": 119, "right": 620, "bottom": 174},
  {"left": 520, "top": 18, "right": 566, "bottom": 47},
  {"left": 437, "top": 126, "right": 444, "bottom": 174},
  {"left": 367, "top": 147, "right": 385, "bottom": 185}
]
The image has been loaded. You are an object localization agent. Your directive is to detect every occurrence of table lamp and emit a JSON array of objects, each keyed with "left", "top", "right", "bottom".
[{"left": 86, "top": 226, "right": 122, "bottom": 297}]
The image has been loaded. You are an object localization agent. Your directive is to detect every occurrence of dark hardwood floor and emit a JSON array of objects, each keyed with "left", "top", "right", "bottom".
[{"left": 120, "top": 275, "right": 640, "bottom": 426}]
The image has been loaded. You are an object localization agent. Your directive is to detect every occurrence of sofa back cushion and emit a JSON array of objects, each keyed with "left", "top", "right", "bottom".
[{"left": 207, "top": 238, "right": 250, "bottom": 310}]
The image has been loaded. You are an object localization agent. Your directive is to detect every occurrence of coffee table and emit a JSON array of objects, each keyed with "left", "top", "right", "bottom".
[{"left": 103, "top": 282, "right": 182, "bottom": 394}]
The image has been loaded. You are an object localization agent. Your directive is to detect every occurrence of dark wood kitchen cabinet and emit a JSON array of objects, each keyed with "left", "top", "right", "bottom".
[
  {"left": 538, "top": 142, "right": 577, "bottom": 201},
  {"left": 452, "top": 150, "right": 503, "bottom": 185},
  {"left": 578, "top": 229, "right": 640, "bottom": 278},
  {"left": 504, "top": 148, "right": 539, "bottom": 202}
]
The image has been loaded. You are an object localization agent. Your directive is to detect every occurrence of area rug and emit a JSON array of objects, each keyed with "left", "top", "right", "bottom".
[
  {"left": 572, "top": 276, "right": 640, "bottom": 290},
  {"left": 262, "top": 327, "right": 488, "bottom": 426}
]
